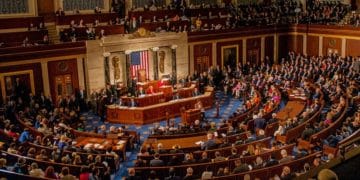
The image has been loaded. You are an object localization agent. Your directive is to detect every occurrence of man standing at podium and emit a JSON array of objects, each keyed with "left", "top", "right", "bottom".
[{"left": 137, "top": 87, "right": 146, "bottom": 96}]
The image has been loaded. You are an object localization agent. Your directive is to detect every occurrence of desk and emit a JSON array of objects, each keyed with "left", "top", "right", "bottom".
[
  {"left": 142, "top": 134, "right": 222, "bottom": 150},
  {"left": 75, "top": 137, "right": 127, "bottom": 160},
  {"left": 288, "top": 88, "right": 307, "bottom": 101},
  {"left": 107, "top": 88, "right": 214, "bottom": 125},
  {"left": 121, "top": 93, "right": 164, "bottom": 107},
  {"left": 276, "top": 101, "right": 306, "bottom": 121},
  {"left": 181, "top": 109, "right": 201, "bottom": 125}
]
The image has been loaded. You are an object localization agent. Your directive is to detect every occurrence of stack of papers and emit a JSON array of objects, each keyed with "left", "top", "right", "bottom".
[
  {"left": 117, "top": 140, "right": 126, "bottom": 144},
  {"left": 195, "top": 141, "right": 204, "bottom": 145}
]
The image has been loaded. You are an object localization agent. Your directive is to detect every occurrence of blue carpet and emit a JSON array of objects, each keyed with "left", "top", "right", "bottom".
[{"left": 82, "top": 91, "right": 244, "bottom": 179}]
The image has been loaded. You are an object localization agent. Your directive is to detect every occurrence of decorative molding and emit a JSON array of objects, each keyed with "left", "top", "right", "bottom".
[
  {"left": 171, "top": 45, "right": 178, "bottom": 49},
  {"left": 152, "top": 47, "right": 159, "bottom": 51},
  {"left": 103, "top": 52, "right": 111, "bottom": 57},
  {"left": 129, "top": 28, "right": 155, "bottom": 39},
  {"left": 125, "top": 50, "right": 132, "bottom": 55}
]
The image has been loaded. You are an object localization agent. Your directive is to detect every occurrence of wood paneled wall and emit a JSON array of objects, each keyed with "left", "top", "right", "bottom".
[
  {"left": 346, "top": 39, "right": 360, "bottom": 57},
  {"left": 265, "top": 36, "right": 274, "bottom": 64},
  {"left": 47, "top": 59, "right": 79, "bottom": 101},
  {"left": 216, "top": 40, "right": 243, "bottom": 66},
  {"left": 306, "top": 35, "right": 319, "bottom": 56},
  {"left": 323, "top": 37, "right": 342, "bottom": 56},
  {"left": 37, "top": 0, "right": 55, "bottom": 22},
  {"left": 278, "top": 34, "right": 303, "bottom": 59},
  {"left": 193, "top": 43, "right": 212, "bottom": 73},
  {"left": 246, "top": 37, "right": 261, "bottom": 65},
  {"left": 0, "top": 63, "right": 43, "bottom": 94}
]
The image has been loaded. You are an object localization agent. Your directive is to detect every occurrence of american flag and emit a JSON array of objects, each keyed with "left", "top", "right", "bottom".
[{"left": 130, "top": 50, "right": 149, "bottom": 79}]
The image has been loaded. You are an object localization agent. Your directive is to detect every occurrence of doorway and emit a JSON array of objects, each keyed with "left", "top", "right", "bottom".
[
  {"left": 54, "top": 74, "right": 73, "bottom": 101},
  {"left": 248, "top": 49, "right": 260, "bottom": 66},
  {"left": 195, "top": 56, "right": 210, "bottom": 74}
]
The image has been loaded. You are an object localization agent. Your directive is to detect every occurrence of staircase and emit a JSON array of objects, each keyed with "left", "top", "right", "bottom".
[{"left": 46, "top": 23, "right": 60, "bottom": 43}]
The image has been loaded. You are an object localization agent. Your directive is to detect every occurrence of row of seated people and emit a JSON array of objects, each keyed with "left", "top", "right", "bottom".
[
  {"left": 58, "top": 0, "right": 351, "bottom": 43},
  {"left": 0, "top": 16, "right": 44, "bottom": 30},
  {"left": 132, "top": 77, "right": 288, "bottom": 168},
  {"left": 322, "top": 105, "right": 360, "bottom": 148},
  {"left": 306, "top": 0, "right": 350, "bottom": 25},
  {"left": 55, "top": 12, "right": 119, "bottom": 26},
  {"left": 146, "top": 76, "right": 280, "bottom": 140},
  {"left": 123, "top": 51, "right": 358, "bottom": 179},
  {"left": 148, "top": 88, "right": 260, "bottom": 137},
  {"left": 0, "top": 83, "right": 137, "bottom": 179},
  {"left": 141, "top": 92, "right": 324, "bottom": 169},
  {"left": 0, "top": 30, "right": 48, "bottom": 48},
  {"left": 0, "top": 16, "right": 47, "bottom": 48}
]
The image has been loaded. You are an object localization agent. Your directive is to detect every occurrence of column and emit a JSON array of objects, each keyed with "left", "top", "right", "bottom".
[
  {"left": 77, "top": 57, "right": 85, "bottom": 90},
  {"left": 41, "top": 62, "right": 50, "bottom": 97},
  {"left": 261, "top": 37, "right": 265, "bottom": 62},
  {"left": 125, "top": 50, "right": 132, "bottom": 88},
  {"left": 341, "top": 38, "right": 346, "bottom": 58},
  {"left": 242, "top": 39, "right": 247, "bottom": 64},
  {"left": 171, "top": 45, "right": 178, "bottom": 83},
  {"left": 103, "top": 52, "right": 111, "bottom": 85},
  {"left": 152, "top": 47, "right": 159, "bottom": 80},
  {"left": 303, "top": 34, "right": 307, "bottom": 55},
  {"left": 274, "top": 34, "right": 279, "bottom": 64},
  {"left": 319, "top": 36, "right": 323, "bottom": 56},
  {"left": 189, "top": 44, "right": 194, "bottom": 75},
  {"left": 212, "top": 42, "right": 217, "bottom": 66}
]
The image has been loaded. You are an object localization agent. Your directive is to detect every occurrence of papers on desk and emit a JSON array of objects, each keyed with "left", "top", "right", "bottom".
[
  {"left": 195, "top": 141, "right": 204, "bottom": 145},
  {"left": 84, "top": 143, "right": 93, "bottom": 149},
  {"left": 117, "top": 140, "right": 126, "bottom": 144},
  {"left": 214, "top": 132, "right": 218, "bottom": 137},
  {"left": 221, "top": 133, "right": 226, "bottom": 137},
  {"left": 94, "top": 143, "right": 101, "bottom": 148}
]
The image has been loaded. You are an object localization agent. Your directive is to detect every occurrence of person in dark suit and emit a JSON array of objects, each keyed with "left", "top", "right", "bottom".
[
  {"left": 183, "top": 167, "right": 197, "bottom": 180},
  {"left": 254, "top": 115, "right": 266, "bottom": 131},
  {"left": 137, "top": 87, "right": 145, "bottom": 96},
  {"left": 55, "top": 8, "right": 65, "bottom": 16},
  {"left": 165, "top": 167, "right": 181, "bottom": 180},
  {"left": 192, "top": 88, "right": 201, "bottom": 96},
  {"left": 264, "top": 154, "right": 279, "bottom": 167},
  {"left": 129, "top": 17, "right": 138, "bottom": 33},
  {"left": 232, "top": 159, "right": 250, "bottom": 174},
  {"left": 301, "top": 123, "right": 315, "bottom": 141},
  {"left": 197, "top": 151, "right": 210, "bottom": 163},
  {"left": 149, "top": 153, "right": 164, "bottom": 167},
  {"left": 201, "top": 133, "right": 217, "bottom": 150},
  {"left": 173, "top": 92, "right": 181, "bottom": 100},
  {"left": 128, "top": 98, "right": 137, "bottom": 107},
  {"left": 125, "top": 168, "right": 140, "bottom": 180},
  {"left": 155, "top": 143, "right": 168, "bottom": 154}
]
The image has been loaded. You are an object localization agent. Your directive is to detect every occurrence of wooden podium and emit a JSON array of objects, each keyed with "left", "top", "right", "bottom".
[{"left": 181, "top": 108, "right": 201, "bottom": 125}]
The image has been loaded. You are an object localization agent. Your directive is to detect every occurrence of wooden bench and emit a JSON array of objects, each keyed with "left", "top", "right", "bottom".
[
  {"left": 1, "top": 151, "right": 104, "bottom": 176},
  {"left": 128, "top": 9, "right": 182, "bottom": 21},
  {"left": 0, "top": 169, "right": 52, "bottom": 180},
  {"left": 56, "top": 13, "right": 119, "bottom": 25},
  {"left": 134, "top": 143, "right": 296, "bottom": 178},
  {"left": 0, "top": 30, "right": 48, "bottom": 47},
  {"left": 276, "top": 100, "right": 325, "bottom": 144},
  {"left": 0, "top": 16, "right": 44, "bottom": 30},
  {"left": 211, "top": 152, "right": 321, "bottom": 180},
  {"left": 309, "top": 98, "right": 349, "bottom": 144}
]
